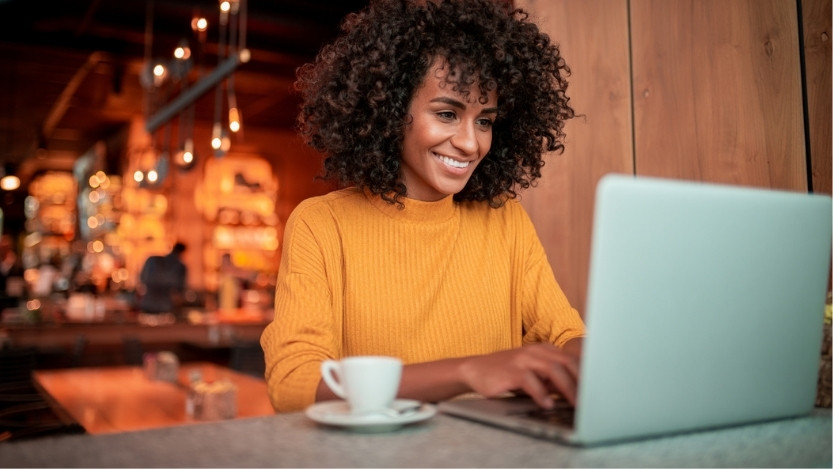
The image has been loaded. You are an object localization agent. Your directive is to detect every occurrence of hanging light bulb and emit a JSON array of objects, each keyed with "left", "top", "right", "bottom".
[
  {"left": 183, "top": 138, "right": 195, "bottom": 164},
  {"left": 174, "top": 42, "right": 191, "bottom": 60},
  {"left": 152, "top": 63, "right": 168, "bottom": 86},
  {"left": 174, "top": 138, "right": 196, "bottom": 171},
  {"left": 219, "top": 0, "right": 230, "bottom": 26},
  {"left": 192, "top": 16, "right": 208, "bottom": 32},
  {"left": 228, "top": 107, "right": 241, "bottom": 133},
  {"left": 211, "top": 122, "right": 223, "bottom": 150}
]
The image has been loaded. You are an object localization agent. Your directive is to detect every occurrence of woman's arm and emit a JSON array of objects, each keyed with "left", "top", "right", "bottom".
[{"left": 315, "top": 338, "right": 583, "bottom": 409}]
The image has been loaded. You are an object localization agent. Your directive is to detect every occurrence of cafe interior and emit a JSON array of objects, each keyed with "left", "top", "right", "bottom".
[
  {"left": 0, "top": 0, "right": 366, "bottom": 441},
  {"left": 0, "top": 0, "right": 831, "bottom": 465}
]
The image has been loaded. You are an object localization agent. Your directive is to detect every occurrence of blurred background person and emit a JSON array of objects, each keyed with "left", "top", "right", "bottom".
[
  {"left": 137, "top": 242, "right": 187, "bottom": 325},
  {"left": 0, "top": 234, "right": 25, "bottom": 310}
]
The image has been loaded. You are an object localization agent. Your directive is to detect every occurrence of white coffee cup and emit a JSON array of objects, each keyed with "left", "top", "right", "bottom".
[{"left": 320, "top": 356, "right": 402, "bottom": 414}]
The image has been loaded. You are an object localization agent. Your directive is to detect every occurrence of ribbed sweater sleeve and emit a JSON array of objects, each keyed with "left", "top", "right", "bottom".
[{"left": 261, "top": 188, "right": 585, "bottom": 412}]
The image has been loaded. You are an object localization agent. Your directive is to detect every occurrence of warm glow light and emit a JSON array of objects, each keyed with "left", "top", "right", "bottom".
[
  {"left": 88, "top": 190, "right": 101, "bottom": 204},
  {"left": 211, "top": 122, "right": 223, "bottom": 150},
  {"left": 147, "top": 170, "right": 158, "bottom": 183},
  {"left": 265, "top": 237, "right": 279, "bottom": 251},
  {"left": 89, "top": 174, "right": 100, "bottom": 188},
  {"left": 133, "top": 170, "right": 144, "bottom": 183},
  {"left": 192, "top": 17, "right": 208, "bottom": 32},
  {"left": 229, "top": 108, "right": 241, "bottom": 133},
  {"left": 152, "top": 64, "right": 167, "bottom": 86},
  {"left": 87, "top": 216, "right": 99, "bottom": 229},
  {"left": 116, "top": 268, "right": 129, "bottom": 282},
  {"left": 23, "top": 268, "right": 38, "bottom": 283},
  {"left": 92, "top": 240, "right": 104, "bottom": 253},
  {"left": 175, "top": 139, "right": 195, "bottom": 168},
  {"left": 174, "top": 45, "right": 191, "bottom": 60},
  {"left": 220, "top": 1, "right": 231, "bottom": 13},
  {"left": 0, "top": 175, "right": 20, "bottom": 191}
]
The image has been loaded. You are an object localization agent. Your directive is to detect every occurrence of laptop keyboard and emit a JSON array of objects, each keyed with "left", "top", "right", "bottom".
[{"left": 515, "top": 400, "right": 575, "bottom": 427}]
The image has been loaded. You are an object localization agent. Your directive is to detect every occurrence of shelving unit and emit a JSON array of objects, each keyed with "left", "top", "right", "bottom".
[{"left": 195, "top": 154, "right": 280, "bottom": 311}]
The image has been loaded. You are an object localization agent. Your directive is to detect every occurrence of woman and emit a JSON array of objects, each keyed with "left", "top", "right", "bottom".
[{"left": 261, "top": 0, "right": 584, "bottom": 413}]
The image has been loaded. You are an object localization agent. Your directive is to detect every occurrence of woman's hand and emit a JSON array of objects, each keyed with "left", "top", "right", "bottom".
[
  {"left": 458, "top": 341, "right": 582, "bottom": 409},
  {"left": 316, "top": 339, "right": 584, "bottom": 409}
]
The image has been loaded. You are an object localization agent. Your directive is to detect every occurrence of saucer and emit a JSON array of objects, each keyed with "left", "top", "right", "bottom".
[{"left": 305, "top": 399, "right": 436, "bottom": 432}]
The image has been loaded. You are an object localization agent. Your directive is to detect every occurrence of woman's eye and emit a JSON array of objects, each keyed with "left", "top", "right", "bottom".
[
  {"left": 476, "top": 118, "right": 494, "bottom": 128},
  {"left": 436, "top": 111, "right": 456, "bottom": 120}
]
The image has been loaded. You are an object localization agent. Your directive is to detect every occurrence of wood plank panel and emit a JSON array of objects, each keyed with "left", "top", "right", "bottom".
[
  {"left": 630, "top": 0, "right": 807, "bottom": 191},
  {"left": 802, "top": 0, "right": 832, "bottom": 195},
  {"left": 517, "top": 0, "right": 633, "bottom": 315}
]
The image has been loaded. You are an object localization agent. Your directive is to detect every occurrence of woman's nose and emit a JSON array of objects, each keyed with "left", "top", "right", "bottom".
[{"left": 450, "top": 121, "right": 479, "bottom": 155}]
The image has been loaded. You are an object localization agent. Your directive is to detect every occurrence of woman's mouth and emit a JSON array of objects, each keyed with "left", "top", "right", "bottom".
[{"left": 435, "top": 153, "right": 470, "bottom": 169}]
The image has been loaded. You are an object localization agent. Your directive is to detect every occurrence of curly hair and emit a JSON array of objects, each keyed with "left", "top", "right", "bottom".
[{"left": 295, "top": 0, "right": 574, "bottom": 206}]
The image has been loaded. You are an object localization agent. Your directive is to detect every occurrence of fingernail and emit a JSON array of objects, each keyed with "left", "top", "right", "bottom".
[{"left": 543, "top": 397, "right": 554, "bottom": 409}]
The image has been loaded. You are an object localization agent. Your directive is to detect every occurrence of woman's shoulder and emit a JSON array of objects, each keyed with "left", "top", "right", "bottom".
[
  {"left": 290, "top": 188, "right": 365, "bottom": 219},
  {"left": 458, "top": 197, "right": 538, "bottom": 245}
]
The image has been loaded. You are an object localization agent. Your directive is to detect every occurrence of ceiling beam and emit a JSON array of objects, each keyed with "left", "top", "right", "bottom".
[{"left": 42, "top": 52, "right": 109, "bottom": 138}]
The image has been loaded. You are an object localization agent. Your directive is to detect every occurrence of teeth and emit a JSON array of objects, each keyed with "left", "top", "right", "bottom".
[{"left": 437, "top": 155, "right": 469, "bottom": 168}]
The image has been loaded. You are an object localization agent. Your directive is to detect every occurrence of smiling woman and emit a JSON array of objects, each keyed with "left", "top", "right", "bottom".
[
  {"left": 399, "top": 59, "right": 498, "bottom": 201},
  {"left": 261, "top": 0, "right": 584, "bottom": 414}
]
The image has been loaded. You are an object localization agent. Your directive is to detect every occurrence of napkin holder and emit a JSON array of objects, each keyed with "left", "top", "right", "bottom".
[
  {"left": 186, "top": 379, "right": 238, "bottom": 420},
  {"left": 143, "top": 351, "right": 179, "bottom": 382}
]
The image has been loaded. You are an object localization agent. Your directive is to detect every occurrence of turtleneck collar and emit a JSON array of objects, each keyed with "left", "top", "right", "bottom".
[{"left": 365, "top": 190, "right": 457, "bottom": 224}]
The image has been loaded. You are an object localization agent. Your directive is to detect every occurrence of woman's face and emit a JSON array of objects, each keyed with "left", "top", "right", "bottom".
[{"left": 400, "top": 61, "right": 498, "bottom": 202}]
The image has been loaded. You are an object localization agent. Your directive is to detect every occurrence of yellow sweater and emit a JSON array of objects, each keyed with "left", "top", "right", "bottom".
[{"left": 260, "top": 188, "right": 585, "bottom": 412}]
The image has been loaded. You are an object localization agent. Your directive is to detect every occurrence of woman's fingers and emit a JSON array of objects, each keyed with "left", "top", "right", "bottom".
[
  {"left": 519, "top": 370, "right": 554, "bottom": 409},
  {"left": 538, "top": 359, "right": 578, "bottom": 405},
  {"left": 460, "top": 343, "right": 581, "bottom": 408}
]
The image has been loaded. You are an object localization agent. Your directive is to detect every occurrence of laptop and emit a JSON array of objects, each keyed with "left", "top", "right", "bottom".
[{"left": 439, "top": 174, "right": 832, "bottom": 446}]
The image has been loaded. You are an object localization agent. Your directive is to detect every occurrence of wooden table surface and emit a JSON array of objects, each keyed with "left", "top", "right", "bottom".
[{"left": 33, "top": 362, "right": 275, "bottom": 435}]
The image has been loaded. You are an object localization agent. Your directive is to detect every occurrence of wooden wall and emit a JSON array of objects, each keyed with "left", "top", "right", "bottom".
[
  {"left": 804, "top": 0, "right": 833, "bottom": 195},
  {"left": 518, "top": 0, "right": 832, "bottom": 315}
]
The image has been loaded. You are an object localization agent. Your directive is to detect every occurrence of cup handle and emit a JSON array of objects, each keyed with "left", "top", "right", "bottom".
[{"left": 320, "top": 360, "right": 348, "bottom": 400}]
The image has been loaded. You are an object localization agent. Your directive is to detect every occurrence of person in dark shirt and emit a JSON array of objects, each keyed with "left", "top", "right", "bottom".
[
  {"left": 138, "top": 242, "right": 187, "bottom": 316},
  {"left": 0, "top": 234, "right": 25, "bottom": 310}
]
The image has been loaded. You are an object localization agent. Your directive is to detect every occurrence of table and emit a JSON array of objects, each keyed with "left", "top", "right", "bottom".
[
  {"left": 32, "top": 362, "right": 275, "bottom": 435},
  {"left": 0, "top": 405, "right": 829, "bottom": 467}
]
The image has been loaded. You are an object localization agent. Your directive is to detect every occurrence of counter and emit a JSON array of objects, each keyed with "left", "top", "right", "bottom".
[
  {"left": 1, "top": 309, "right": 269, "bottom": 349},
  {"left": 0, "top": 406, "right": 829, "bottom": 467}
]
